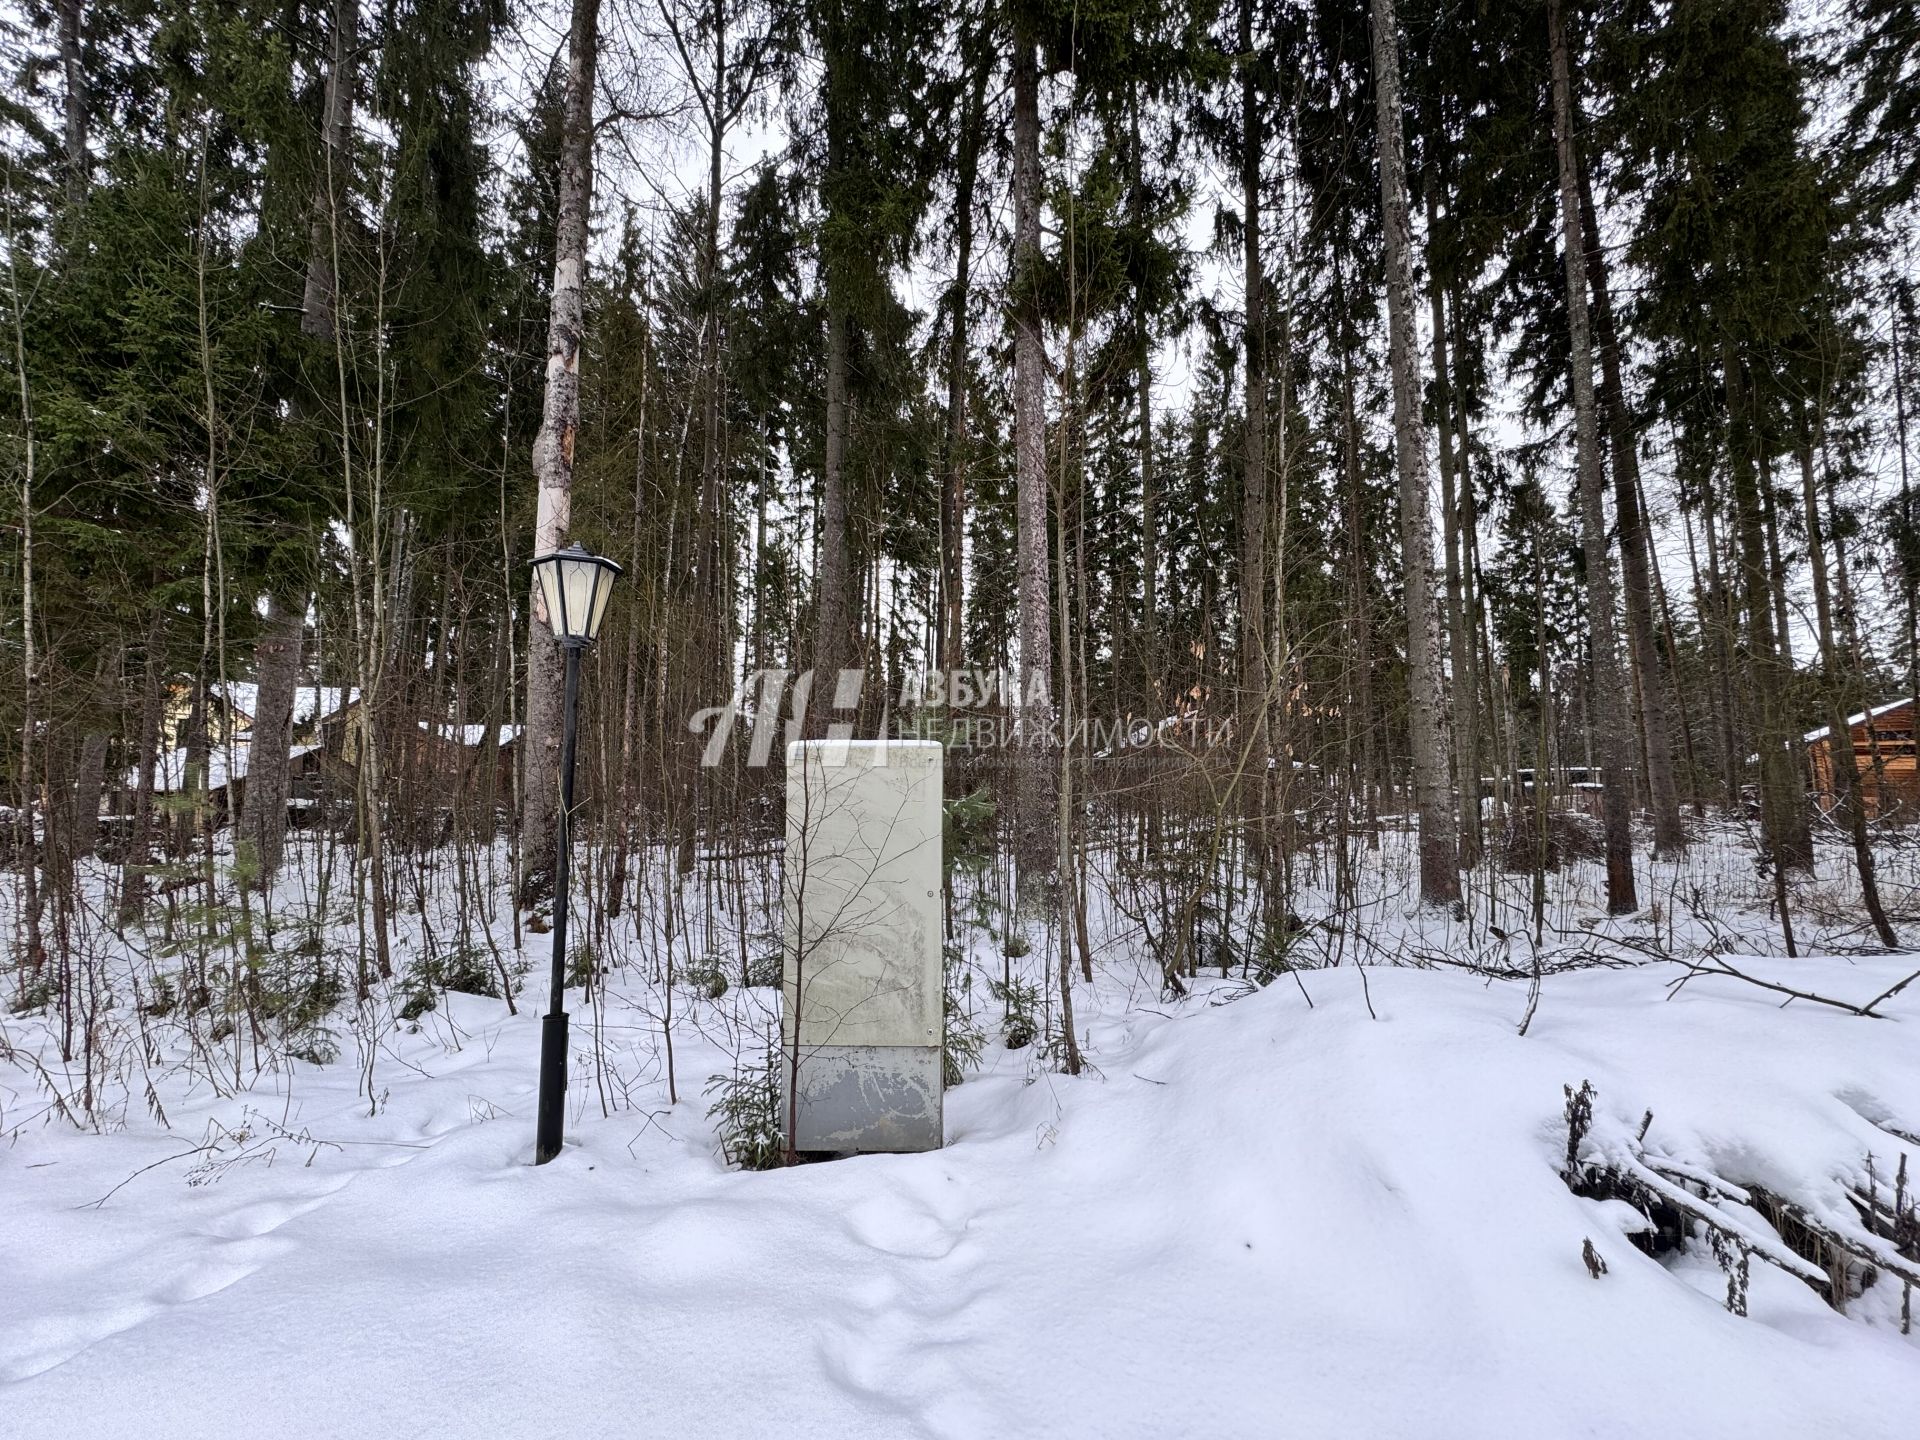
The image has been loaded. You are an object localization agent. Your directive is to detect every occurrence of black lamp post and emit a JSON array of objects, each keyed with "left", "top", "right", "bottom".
[{"left": 530, "top": 540, "right": 623, "bottom": 1165}]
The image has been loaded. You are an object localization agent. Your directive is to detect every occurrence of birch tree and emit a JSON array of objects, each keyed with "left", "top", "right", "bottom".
[{"left": 523, "top": 0, "right": 602, "bottom": 900}]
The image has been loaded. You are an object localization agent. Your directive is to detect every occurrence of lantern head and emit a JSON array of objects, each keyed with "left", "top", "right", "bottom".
[{"left": 531, "top": 542, "right": 623, "bottom": 647}]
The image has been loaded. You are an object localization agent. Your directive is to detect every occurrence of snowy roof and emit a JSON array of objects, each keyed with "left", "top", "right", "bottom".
[
  {"left": 215, "top": 683, "right": 360, "bottom": 727},
  {"left": 1802, "top": 698, "right": 1912, "bottom": 746},
  {"left": 130, "top": 739, "right": 320, "bottom": 794}
]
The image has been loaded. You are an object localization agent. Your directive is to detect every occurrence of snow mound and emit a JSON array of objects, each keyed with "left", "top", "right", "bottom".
[{"left": 5, "top": 957, "right": 1918, "bottom": 1438}]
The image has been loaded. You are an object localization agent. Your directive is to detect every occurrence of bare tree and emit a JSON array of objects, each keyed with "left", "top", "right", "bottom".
[
  {"left": 814, "top": 299, "right": 854, "bottom": 700},
  {"left": 662, "top": 0, "right": 772, "bottom": 706},
  {"left": 5, "top": 169, "right": 45, "bottom": 982}
]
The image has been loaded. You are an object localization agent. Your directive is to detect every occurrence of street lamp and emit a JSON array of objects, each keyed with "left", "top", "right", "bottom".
[{"left": 530, "top": 541, "right": 623, "bottom": 1165}]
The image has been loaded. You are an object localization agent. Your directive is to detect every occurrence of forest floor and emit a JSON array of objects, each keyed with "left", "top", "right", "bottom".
[{"left": 3, "top": 826, "right": 1920, "bottom": 1438}]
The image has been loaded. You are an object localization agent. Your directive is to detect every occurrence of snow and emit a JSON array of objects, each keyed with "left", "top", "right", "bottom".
[{"left": 4, "top": 835, "right": 1919, "bottom": 1437}]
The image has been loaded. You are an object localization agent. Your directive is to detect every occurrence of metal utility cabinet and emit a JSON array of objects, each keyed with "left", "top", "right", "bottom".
[{"left": 782, "top": 739, "right": 944, "bottom": 1153}]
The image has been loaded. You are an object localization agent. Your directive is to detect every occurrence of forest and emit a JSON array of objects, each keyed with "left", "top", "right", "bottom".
[{"left": 5, "top": 0, "right": 1920, "bottom": 1431}]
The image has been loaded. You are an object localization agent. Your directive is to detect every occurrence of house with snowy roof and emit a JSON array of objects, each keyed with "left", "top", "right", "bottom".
[
  {"left": 147, "top": 683, "right": 360, "bottom": 795},
  {"left": 133, "top": 678, "right": 519, "bottom": 837},
  {"left": 159, "top": 680, "right": 360, "bottom": 754},
  {"left": 1802, "top": 698, "right": 1917, "bottom": 820}
]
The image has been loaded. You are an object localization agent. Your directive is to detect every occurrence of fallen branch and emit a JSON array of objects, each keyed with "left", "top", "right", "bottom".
[
  {"left": 1564, "top": 1080, "right": 1920, "bottom": 1320},
  {"left": 1662, "top": 955, "right": 1889, "bottom": 1017},
  {"left": 1608, "top": 1150, "right": 1830, "bottom": 1290}
]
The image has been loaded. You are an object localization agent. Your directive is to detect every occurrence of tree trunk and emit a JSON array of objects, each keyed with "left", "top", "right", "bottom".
[
  {"left": 301, "top": 0, "right": 357, "bottom": 346},
  {"left": 118, "top": 616, "right": 163, "bottom": 921},
  {"left": 610, "top": 339, "right": 650, "bottom": 918},
  {"left": 54, "top": 3, "right": 95, "bottom": 865},
  {"left": 1451, "top": 285, "right": 1500, "bottom": 828},
  {"left": 1368, "top": 0, "right": 1458, "bottom": 906},
  {"left": 68, "top": 650, "right": 113, "bottom": 860},
  {"left": 1761, "top": 455, "right": 1794, "bottom": 673},
  {"left": 1725, "top": 342, "right": 1813, "bottom": 872},
  {"left": 813, "top": 299, "right": 855, "bottom": 715},
  {"left": 522, "top": 0, "right": 601, "bottom": 901},
  {"left": 939, "top": 57, "right": 986, "bottom": 677},
  {"left": 270, "top": 0, "right": 352, "bottom": 892},
  {"left": 1693, "top": 484, "right": 1742, "bottom": 805},
  {"left": 1238, "top": 0, "right": 1269, "bottom": 777},
  {"left": 1011, "top": 26, "right": 1054, "bottom": 866},
  {"left": 1134, "top": 76, "right": 1158, "bottom": 715},
  {"left": 238, "top": 592, "right": 305, "bottom": 885},
  {"left": 701, "top": 6, "right": 730, "bottom": 704},
  {"left": 1549, "top": 0, "right": 1636, "bottom": 913},
  {"left": 1339, "top": 355, "right": 1378, "bottom": 850},
  {"left": 1637, "top": 462, "right": 1704, "bottom": 815},
  {"left": 1576, "top": 158, "right": 1685, "bottom": 854},
  {"left": 1139, "top": 333, "right": 1157, "bottom": 709},
  {"left": 1427, "top": 188, "right": 1480, "bottom": 867},
  {"left": 183, "top": 678, "right": 210, "bottom": 845},
  {"left": 1894, "top": 300, "right": 1916, "bottom": 786},
  {"left": 1798, "top": 411, "right": 1895, "bottom": 945},
  {"left": 13, "top": 357, "right": 42, "bottom": 974},
  {"left": 58, "top": 0, "right": 86, "bottom": 207}
]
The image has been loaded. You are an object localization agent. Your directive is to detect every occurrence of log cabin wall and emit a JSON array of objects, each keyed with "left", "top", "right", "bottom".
[{"left": 1807, "top": 701, "right": 1918, "bottom": 820}]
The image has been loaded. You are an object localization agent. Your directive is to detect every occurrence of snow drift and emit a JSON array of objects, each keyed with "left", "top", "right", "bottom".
[{"left": 6, "top": 951, "right": 1919, "bottom": 1438}]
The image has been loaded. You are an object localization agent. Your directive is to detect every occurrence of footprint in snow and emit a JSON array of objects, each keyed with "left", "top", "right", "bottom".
[
  {"left": 840, "top": 1192, "right": 968, "bottom": 1261},
  {"left": 0, "top": 1298, "right": 161, "bottom": 1384},
  {"left": 203, "top": 1183, "right": 347, "bottom": 1241}
]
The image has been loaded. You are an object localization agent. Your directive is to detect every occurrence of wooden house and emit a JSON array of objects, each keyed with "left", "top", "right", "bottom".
[
  {"left": 160, "top": 681, "right": 360, "bottom": 752},
  {"left": 1804, "top": 699, "right": 1918, "bottom": 820},
  {"left": 132, "top": 679, "right": 520, "bottom": 839},
  {"left": 133, "top": 685, "right": 360, "bottom": 826},
  {"left": 160, "top": 681, "right": 250, "bottom": 750}
]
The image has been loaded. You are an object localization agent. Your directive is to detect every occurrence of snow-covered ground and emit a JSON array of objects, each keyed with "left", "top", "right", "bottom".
[{"left": 4, "top": 831, "right": 1919, "bottom": 1438}]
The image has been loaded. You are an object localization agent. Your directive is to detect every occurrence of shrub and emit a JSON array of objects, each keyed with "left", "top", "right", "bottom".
[
  {"left": 943, "top": 788, "right": 997, "bottom": 874},
  {"left": 943, "top": 945, "right": 985, "bottom": 1086},
  {"left": 259, "top": 955, "right": 345, "bottom": 1063},
  {"left": 681, "top": 951, "right": 731, "bottom": 999},
  {"left": 990, "top": 975, "right": 1041, "bottom": 1051},
  {"left": 398, "top": 944, "right": 500, "bottom": 1020},
  {"left": 9, "top": 970, "right": 57, "bottom": 1015},
  {"left": 564, "top": 942, "right": 604, "bottom": 991},
  {"left": 705, "top": 1039, "right": 784, "bottom": 1171}
]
